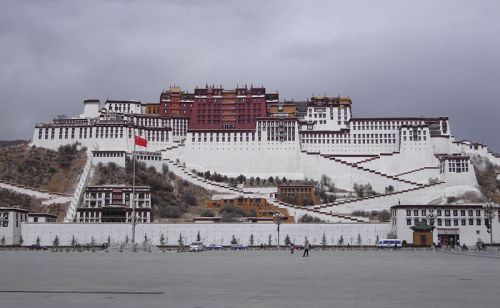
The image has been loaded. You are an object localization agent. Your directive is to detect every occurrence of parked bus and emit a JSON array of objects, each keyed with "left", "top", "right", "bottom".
[{"left": 377, "top": 239, "right": 403, "bottom": 248}]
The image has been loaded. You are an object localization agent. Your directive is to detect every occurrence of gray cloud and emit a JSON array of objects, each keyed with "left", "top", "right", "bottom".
[{"left": 1, "top": 0, "right": 499, "bottom": 152}]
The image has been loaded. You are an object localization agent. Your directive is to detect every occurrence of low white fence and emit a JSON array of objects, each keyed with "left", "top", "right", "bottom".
[{"left": 21, "top": 222, "right": 391, "bottom": 247}]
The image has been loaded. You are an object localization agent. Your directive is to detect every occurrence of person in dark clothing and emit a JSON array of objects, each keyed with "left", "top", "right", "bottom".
[{"left": 303, "top": 241, "right": 310, "bottom": 257}]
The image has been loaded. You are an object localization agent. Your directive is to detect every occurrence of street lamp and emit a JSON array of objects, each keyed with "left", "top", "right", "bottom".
[
  {"left": 426, "top": 209, "right": 436, "bottom": 246},
  {"left": 485, "top": 200, "right": 496, "bottom": 247},
  {"left": 274, "top": 212, "right": 283, "bottom": 248},
  {"left": 426, "top": 209, "right": 436, "bottom": 227}
]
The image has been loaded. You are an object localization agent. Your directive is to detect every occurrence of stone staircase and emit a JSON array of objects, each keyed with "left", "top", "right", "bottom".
[
  {"left": 161, "top": 157, "right": 368, "bottom": 223},
  {"left": 393, "top": 166, "right": 439, "bottom": 178},
  {"left": 269, "top": 199, "right": 369, "bottom": 223},
  {"left": 312, "top": 181, "right": 445, "bottom": 212},
  {"left": 302, "top": 150, "right": 423, "bottom": 187},
  {"left": 64, "top": 148, "right": 94, "bottom": 222},
  {"left": 163, "top": 158, "right": 249, "bottom": 195}
]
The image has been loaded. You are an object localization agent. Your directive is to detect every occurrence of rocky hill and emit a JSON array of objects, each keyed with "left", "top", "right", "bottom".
[
  {"left": 0, "top": 188, "right": 68, "bottom": 220},
  {"left": 0, "top": 140, "right": 28, "bottom": 148},
  {"left": 0, "top": 144, "right": 87, "bottom": 194},
  {"left": 472, "top": 156, "right": 500, "bottom": 203}
]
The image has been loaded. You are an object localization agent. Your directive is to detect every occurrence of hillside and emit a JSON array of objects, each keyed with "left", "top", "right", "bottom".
[
  {"left": 0, "top": 188, "right": 68, "bottom": 220},
  {"left": 0, "top": 144, "right": 87, "bottom": 194},
  {"left": 0, "top": 140, "right": 28, "bottom": 148},
  {"left": 90, "top": 160, "right": 212, "bottom": 221},
  {"left": 472, "top": 156, "right": 500, "bottom": 203}
]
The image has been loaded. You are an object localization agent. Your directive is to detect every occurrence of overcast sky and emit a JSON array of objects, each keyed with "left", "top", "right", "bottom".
[{"left": 1, "top": 0, "right": 499, "bottom": 152}]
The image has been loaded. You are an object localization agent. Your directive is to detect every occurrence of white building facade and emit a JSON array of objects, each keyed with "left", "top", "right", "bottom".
[
  {"left": 391, "top": 204, "right": 500, "bottom": 246},
  {"left": 0, "top": 207, "right": 28, "bottom": 245}
]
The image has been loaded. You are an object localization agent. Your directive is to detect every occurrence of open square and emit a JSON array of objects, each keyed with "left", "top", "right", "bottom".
[{"left": 1, "top": 249, "right": 499, "bottom": 308}]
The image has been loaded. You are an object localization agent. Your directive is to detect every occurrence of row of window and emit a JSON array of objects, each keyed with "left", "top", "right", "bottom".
[
  {"left": 406, "top": 217, "right": 487, "bottom": 227},
  {"left": 38, "top": 127, "right": 170, "bottom": 142},
  {"left": 77, "top": 211, "right": 149, "bottom": 222},
  {"left": 302, "top": 138, "right": 397, "bottom": 145},
  {"left": 352, "top": 120, "right": 424, "bottom": 131},
  {"left": 191, "top": 132, "right": 257, "bottom": 143},
  {"left": 443, "top": 160, "right": 469, "bottom": 173},
  {"left": 406, "top": 209, "right": 482, "bottom": 217},
  {"left": 132, "top": 117, "right": 171, "bottom": 128},
  {"left": 93, "top": 152, "right": 125, "bottom": 158}
]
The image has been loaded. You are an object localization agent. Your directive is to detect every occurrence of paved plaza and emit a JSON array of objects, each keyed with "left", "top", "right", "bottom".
[{"left": 1, "top": 249, "right": 499, "bottom": 308}]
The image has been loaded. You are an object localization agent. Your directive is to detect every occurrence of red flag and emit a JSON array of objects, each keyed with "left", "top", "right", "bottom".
[{"left": 134, "top": 135, "right": 147, "bottom": 147}]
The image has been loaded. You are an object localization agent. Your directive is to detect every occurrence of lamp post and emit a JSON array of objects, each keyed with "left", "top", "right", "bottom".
[
  {"left": 426, "top": 209, "right": 436, "bottom": 227},
  {"left": 427, "top": 209, "right": 436, "bottom": 246},
  {"left": 274, "top": 212, "right": 282, "bottom": 249},
  {"left": 485, "top": 200, "right": 496, "bottom": 247}
]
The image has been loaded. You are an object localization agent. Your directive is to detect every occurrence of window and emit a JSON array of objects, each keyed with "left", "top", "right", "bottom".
[
  {"left": 437, "top": 210, "right": 442, "bottom": 216},
  {"left": 461, "top": 219, "right": 466, "bottom": 226},
  {"left": 437, "top": 219, "right": 442, "bottom": 226},
  {"left": 2, "top": 213, "right": 8, "bottom": 227},
  {"left": 476, "top": 210, "right": 481, "bottom": 216},
  {"left": 469, "top": 218, "right": 474, "bottom": 225},
  {"left": 476, "top": 219, "right": 481, "bottom": 225},
  {"left": 453, "top": 210, "right": 458, "bottom": 216},
  {"left": 445, "top": 219, "right": 451, "bottom": 226},
  {"left": 460, "top": 210, "right": 466, "bottom": 216},
  {"left": 445, "top": 210, "right": 450, "bottom": 216},
  {"left": 422, "top": 210, "right": 426, "bottom": 216},
  {"left": 468, "top": 210, "right": 473, "bottom": 216},
  {"left": 406, "top": 210, "right": 411, "bottom": 216},
  {"left": 453, "top": 219, "right": 458, "bottom": 226},
  {"left": 414, "top": 210, "right": 418, "bottom": 216},
  {"left": 406, "top": 218, "right": 411, "bottom": 225}
]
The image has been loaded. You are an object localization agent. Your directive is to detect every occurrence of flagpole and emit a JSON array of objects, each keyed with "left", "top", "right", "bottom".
[{"left": 132, "top": 131, "right": 136, "bottom": 244}]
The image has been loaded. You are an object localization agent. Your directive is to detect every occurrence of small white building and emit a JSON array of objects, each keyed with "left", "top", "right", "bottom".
[
  {"left": 391, "top": 204, "right": 500, "bottom": 247},
  {"left": 0, "top": 207, "right": 29, "bottom": 245},
  {"left": 28, "top": 213, "right": 58, "bottom": 223}
]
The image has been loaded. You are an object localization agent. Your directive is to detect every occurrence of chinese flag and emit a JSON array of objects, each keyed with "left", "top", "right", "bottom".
[{"left": 134, "top": 135, "right": 148, "bottom": 147}]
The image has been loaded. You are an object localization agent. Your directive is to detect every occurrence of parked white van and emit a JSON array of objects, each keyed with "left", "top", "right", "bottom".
[{"left": 377, "top": 239, "right": 403, "bottom": 248}]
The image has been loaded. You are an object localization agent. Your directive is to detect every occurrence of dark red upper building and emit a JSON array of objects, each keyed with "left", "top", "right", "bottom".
[
  {"left": 159, "top": 85, "right": 279, "bottom": 130},
  {"left": 159, "top": 87, "right": 194, "bottom": 117}
]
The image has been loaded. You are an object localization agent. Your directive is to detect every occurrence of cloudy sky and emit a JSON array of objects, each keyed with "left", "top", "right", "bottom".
[{"left": 1, "top": 0, "right": 499, "bottom": 151}]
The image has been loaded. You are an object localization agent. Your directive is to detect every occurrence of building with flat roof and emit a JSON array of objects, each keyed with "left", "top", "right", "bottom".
[
  {"left": 28, "top": 213, "right": 58, "bottom": 223},
  {"left": 188, "top": 85, "right": 279, "bottom": 130},
  {"left": 77, "top": 185, "right": 151, "bottom": 223},
  {"left": 276, "top": 182, "right": 319, "bottom": 205},
  {"left": 391, "top": 204, "right": 500, "bottom": 246},
  {"left": 0, "top": 207, "right": 28, "bottom": 245},
  {"left": 30, "top": 85, "right": 500, "bottom": 223},
  {"left": 207, "top": 194, "right": 293, "bottom": 223}
]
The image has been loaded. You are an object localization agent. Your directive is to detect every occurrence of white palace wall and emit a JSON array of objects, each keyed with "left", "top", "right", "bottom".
[
  {"left": 432, "top": 136, "right": 453, "bottom": 154},
  {"left": 181, "top": 133, "right": 304, "bottom": 179},
  {"left": 21, "top": 222, "right": 392, "bottom": 247},
  {"left": 32, "top": 126, "right": 174, "bottom": 153}
]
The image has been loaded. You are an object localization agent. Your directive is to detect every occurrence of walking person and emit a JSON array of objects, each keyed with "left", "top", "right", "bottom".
[
  {"left": 290, "top": 243, "right": 295, "bottom": 254},
  {"left": 303, "top": 240, "right": 310, "bottom": 257}
]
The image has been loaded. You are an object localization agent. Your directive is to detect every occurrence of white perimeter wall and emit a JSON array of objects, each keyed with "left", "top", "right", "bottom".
[{"left": 21, "top": 223, "right": 391, "bottom": 247}]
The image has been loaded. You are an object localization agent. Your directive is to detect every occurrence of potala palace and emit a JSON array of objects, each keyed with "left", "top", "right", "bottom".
[
  {"left": 28, "top": 85, "right": 499, "bottom": 224},
  {"left": 0, "top": 85, "right": 495, "bottom": 248}
]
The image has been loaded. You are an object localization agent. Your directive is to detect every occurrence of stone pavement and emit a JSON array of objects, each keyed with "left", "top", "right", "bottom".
[{"left": 0, "top": 249, "right": 499, "bottom": 308}]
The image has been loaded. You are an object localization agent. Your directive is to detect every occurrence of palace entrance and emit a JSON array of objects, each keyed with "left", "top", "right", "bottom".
[{"left": 437, "top": 228, "right": 460, "bottom": 248}]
